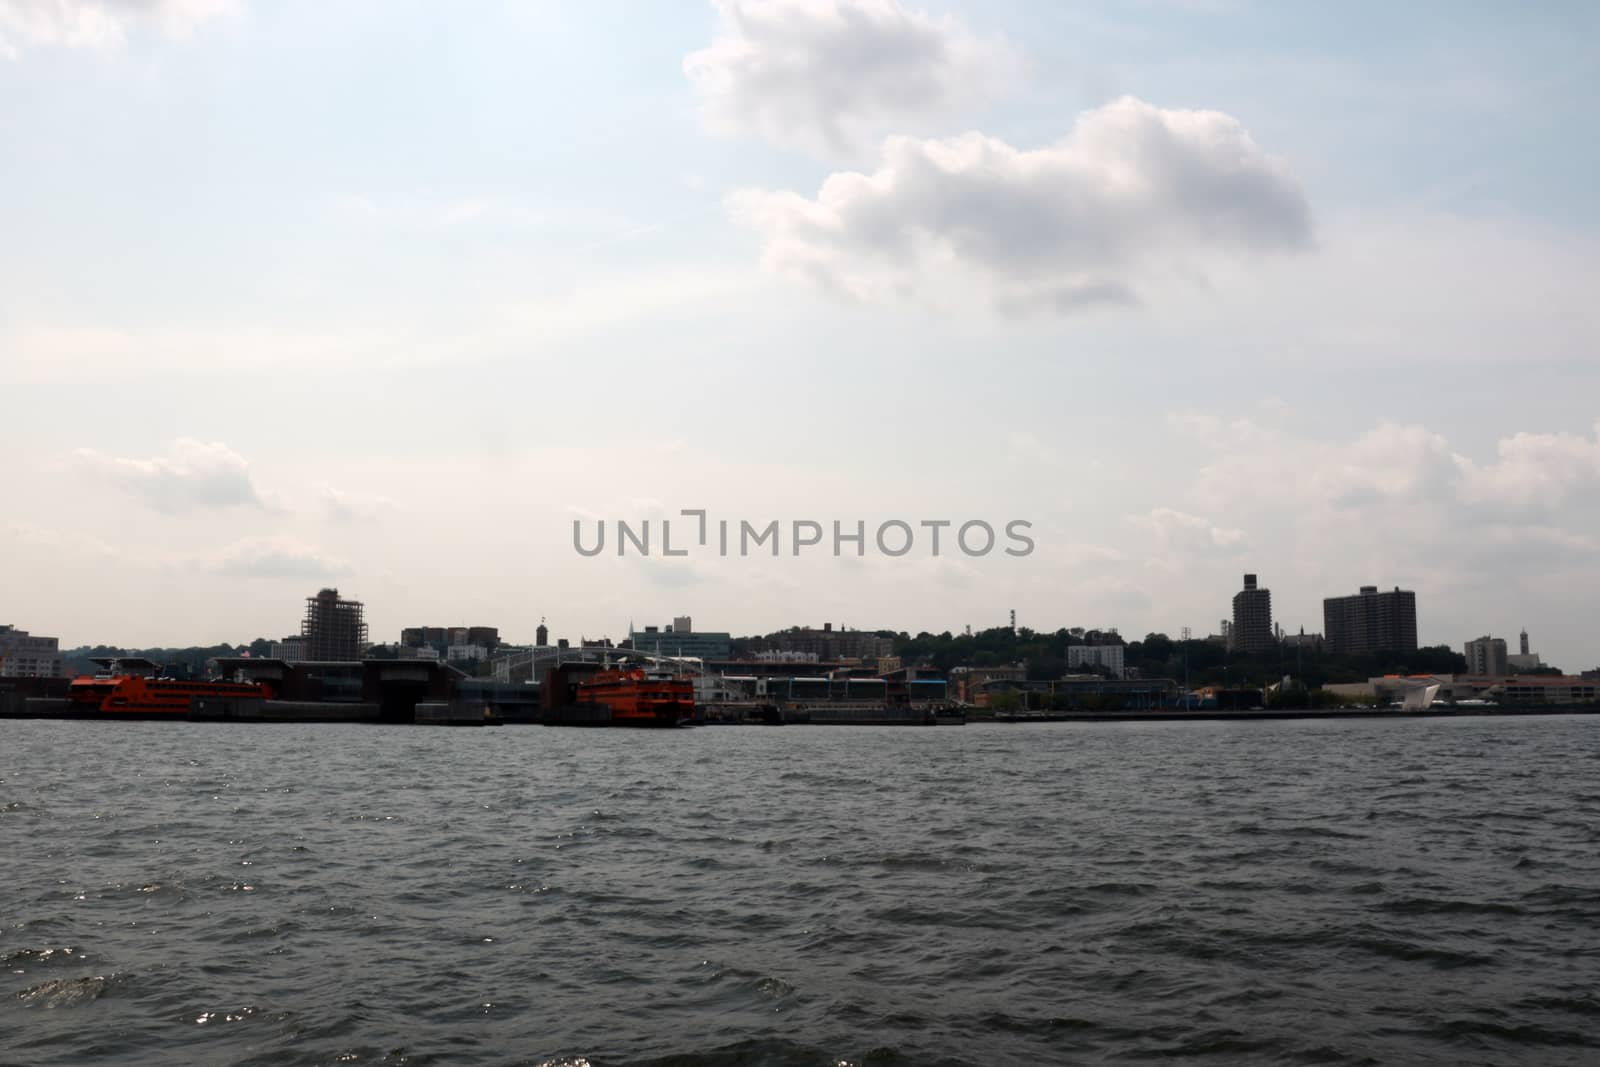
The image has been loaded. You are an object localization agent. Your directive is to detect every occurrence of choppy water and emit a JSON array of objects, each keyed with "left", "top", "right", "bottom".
[{"left": 3, "top": 716, "right": 1600, "bottom": 1066}]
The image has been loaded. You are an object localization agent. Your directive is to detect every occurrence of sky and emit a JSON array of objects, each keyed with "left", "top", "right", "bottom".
[{"left": 1, "top": 0, "right": 1597, "bottom": 670}]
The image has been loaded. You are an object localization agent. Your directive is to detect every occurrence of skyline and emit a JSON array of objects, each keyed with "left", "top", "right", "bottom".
[{"left": 2, "top": 1, "right": 1597, "bottom": 668}]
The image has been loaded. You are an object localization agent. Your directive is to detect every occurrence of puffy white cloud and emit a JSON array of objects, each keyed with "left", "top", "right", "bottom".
[
  {"left": 684, "top": 0, "right": 1019, "bottom": 158},
  {"left": 0, "top": 0, "right": 236, "bottom": 56},
  {"left": 212, "top": 535, "right": 348, "bottom": 579},
  {"left": 1167, "top": 413, "right": 1600, "bottom": 613},
  {"left": 729, "top": 96, "right": 1311, "bottom": 313},
  {"left": 1456, "top": 423, "right": 1600, "bottom": 513},
  {"left": 73, "top": 438, "right": 273, "bottom": 514}
]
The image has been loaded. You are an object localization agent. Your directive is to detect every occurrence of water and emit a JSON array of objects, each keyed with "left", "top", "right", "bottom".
[{"left": 3, "top": 716, "right": 1599, "bottom": 1066}]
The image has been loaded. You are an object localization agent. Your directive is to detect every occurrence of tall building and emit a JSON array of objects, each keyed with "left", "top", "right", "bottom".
[
  {"left": 1323, "top": 585, "right": 1418, "bottom": 655},
  {"left": 1230, "top": 574, "right": 1275, "bottom": 654},
  {"left": 1464, "top": 635, "right": 1508, "bottom": 676},
  {"left": 0, "top": 625, "right": 65, "bottom": 678},
  {"left": 301, "top": 588, "right": 369, "bottom": 661}
]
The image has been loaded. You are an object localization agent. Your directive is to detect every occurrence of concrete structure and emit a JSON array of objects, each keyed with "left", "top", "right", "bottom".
[
  {"left": 1230, "top": 575, "right": 1275, "bottom": 654},
  {"left": 1323, "top": 586, "right": 1418, "bottom": 655},
  {"left": 270, "top": 635, "right": 307, "bottom": 663},
  {"left": 1464, "top": 636, "right": 1508, "bottom": 676},
  {"left": 1067, "top": 644, "right": 1126, "bottom": 679},
  {"left": 446, "top": 644, "right": 489, "bottom": 663},
  {"left": 216, "top": 657, "right": 462, "bottom": 722},
  {"left": 949, "top": 664, "right": 1027, "bottom": 703},
  {"left": 770, "top": 623, "right": 894, "bottom": 662},
  {"left": 0, "top": 625, "right": 64, "bottom": 678},
  {"left": 628, "top": 622, "right": 731, "bottom": 660},
  {"left": 302, "top": 588, "right": 369, "bottom": 661}
]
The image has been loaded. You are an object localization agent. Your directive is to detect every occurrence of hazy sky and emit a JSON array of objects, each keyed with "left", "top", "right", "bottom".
[{"left": 2, "top": 0, "right": 1597, "bottom": 670}]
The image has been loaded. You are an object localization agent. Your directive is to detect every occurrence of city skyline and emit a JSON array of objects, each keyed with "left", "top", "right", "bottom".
[{"left": 2, "top": 1, "right": 1597, "bottom": 670}]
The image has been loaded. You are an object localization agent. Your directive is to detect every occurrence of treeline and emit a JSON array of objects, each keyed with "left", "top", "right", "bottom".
[{"left": 858, "top": 627, "right": 1469, "bottom": 688}]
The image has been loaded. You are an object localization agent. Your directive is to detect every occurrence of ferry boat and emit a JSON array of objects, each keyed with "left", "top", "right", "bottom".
[
  {"left": 573, "top": 667, "right": 695, "bottom": 727},
  {"left": 67, "top": 658, "right": 271, "bottom": 716}
]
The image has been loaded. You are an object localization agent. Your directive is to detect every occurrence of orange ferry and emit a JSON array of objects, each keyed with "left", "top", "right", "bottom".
[
  {"left": 68, "top": 658, "right": 271, "bottom": 716},
  {"left": 575, "top": 668, "right": 695, "bottom": 727}
]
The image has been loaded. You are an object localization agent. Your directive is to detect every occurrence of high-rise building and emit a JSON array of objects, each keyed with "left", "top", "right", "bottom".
[
  {"left": 1464, "top": 635, "right": 1508, "bottom": 676},
  {"left": 1230, "top": 574, "right": 1275, "bottom": 654},
  {"left": 301, "top": 588, "right": 369, "bottom": 661},
  {"left": 0, "top": 625, "right": 65, "bottom": 678},
  {"left": 1323, "top": 585, "right": 1418, "bottom": 655}
]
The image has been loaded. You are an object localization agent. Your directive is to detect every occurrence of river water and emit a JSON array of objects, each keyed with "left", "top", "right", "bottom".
[{"left": 3, "top": 716, "right": 1599, "bottom": 1066}]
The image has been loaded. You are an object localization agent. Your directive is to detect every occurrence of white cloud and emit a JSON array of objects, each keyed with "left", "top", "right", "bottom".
[
  {"left": 212, "top": 536, "right": 348, "bottom": 580},
  {"left": 684, "top": 0, "right": 1020, "bottom": 158},
  {"left": 0, "top": 0, "right": 236, "bottom": 56},
  {"left": 1129, "top": 507, "right": 1247, "bottom": 568},
  {"left": 73, "top": 438, "right": 273, "bottom": 514},
  {"left": 317, "top": 483, "right": 397, "bottom": 524},
  {"left": 1456, "top": 423, "right": 1600, "bottom": 514},
  {"left": 729, "top": 96, "right": 1311, "bottom": 313}
]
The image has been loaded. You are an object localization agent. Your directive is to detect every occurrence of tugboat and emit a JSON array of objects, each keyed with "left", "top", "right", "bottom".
[{"left": 574, "top": 667, "right": 695, "bottom": 727}]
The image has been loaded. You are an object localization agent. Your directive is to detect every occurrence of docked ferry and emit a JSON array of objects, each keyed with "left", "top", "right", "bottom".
[
  {"left": 573, "top": 667, "right": 695, "bottom": 727},
  {"left": 67, "top": 658, "right": 270, "bottom": 716}
]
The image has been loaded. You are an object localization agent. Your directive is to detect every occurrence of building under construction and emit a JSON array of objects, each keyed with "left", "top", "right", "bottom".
[{"left": 301, "top": 588, "right": 369, "bottom": 661}]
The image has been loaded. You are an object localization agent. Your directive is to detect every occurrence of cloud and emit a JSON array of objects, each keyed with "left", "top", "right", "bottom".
[
  {"left": 729, "top": 96, "right": 1311, "bottom": 313},
  {"left": 318, "top": 483, "right": 397, "bottom": 524},
  {"left": 1456, "top": 423, "right": 1600, "bottom": 514},
  {"left": 73, "top": 438, "right": 273, "bottom": 514},
  {"left": 685, "top": 0, "right": 1020, "bottom": 158},
  {"left": 1129, "top": 507, "right": 1247, "bottom": 567},
  {"left": 212, "top": 536, "right": 348, "bottom": 579},
  {"left": 1169, "top": 413, "right": 1600, "bottom": 592},
  {"left": 0, "top": 0, "right": 236, "bottom": 56}
]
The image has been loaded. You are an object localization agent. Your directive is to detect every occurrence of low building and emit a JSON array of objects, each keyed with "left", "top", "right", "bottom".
[
  {"left": 1498, "top": 677, "right": 1600, "bottom": 706},
  {"left": 0, "top": 625, "right": 65, "bottom": 678},
  {"left": 769, "top": 623, "right": 894, "bottom": 662},
  {"left": 628, "top": 622, "right": 731, "bottom": 660}
]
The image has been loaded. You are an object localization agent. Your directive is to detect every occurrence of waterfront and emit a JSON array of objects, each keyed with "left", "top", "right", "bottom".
[{"left": 3, "top": 717, "right": 1599, "bottom": 1065}]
